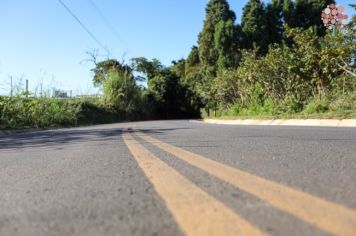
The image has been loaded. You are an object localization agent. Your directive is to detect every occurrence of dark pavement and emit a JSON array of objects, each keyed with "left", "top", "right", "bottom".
[{"left": 0, "top": 120, "right": 355, "bottom": 236}]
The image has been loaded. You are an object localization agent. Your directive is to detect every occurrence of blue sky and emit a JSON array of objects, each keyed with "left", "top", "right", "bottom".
[{"left": 0, "top": 0, "right": 354, "bottom": 95}]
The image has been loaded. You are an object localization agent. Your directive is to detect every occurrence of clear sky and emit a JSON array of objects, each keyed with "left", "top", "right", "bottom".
[{"left": 0, "top": 0, "right": 354, "bottom": 96}]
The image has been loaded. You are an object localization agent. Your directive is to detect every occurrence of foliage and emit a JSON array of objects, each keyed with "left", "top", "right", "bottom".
[
  {"left": 76, "top": 1, "right": 356, "bottom": 121},
  {"left": 208, "top": 23, "right": 355, "bottom": 117},
  {"left": 92, "top": 59, "right": 131, "bottom": 87},
  {"left": 2, "top": 0, "right": 355, "bottom": 130},
  {"left": 292, "top": 0, "right": 335, "bottom": 35},
  {"left": 0, "top": 96, "right": 121, "bottom": 129},
  {"left": 198, "top": 0, "right": 237, "bottom": 76},
  {"left": 131, "top": 58, "right": 201, "bottom": 119},
  {"left": 265, "top": 0, "right": 284, "bottom": 45},
  {"left": 131, "top": 57, "right": 163, "bottom": 80},
  {"left": 102, "top": 71, "right": 137, "bottom": 111},
  {"left": 241, "top": 0, "right": 269, "bottom": 53}
]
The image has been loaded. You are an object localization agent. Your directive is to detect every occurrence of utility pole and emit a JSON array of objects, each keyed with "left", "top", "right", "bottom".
[
  {"left": 124, "top": 69, "right": 128, "bottom": 121},
  {"left": 40, "top": 83, "right": 43, "bottom": 98}
]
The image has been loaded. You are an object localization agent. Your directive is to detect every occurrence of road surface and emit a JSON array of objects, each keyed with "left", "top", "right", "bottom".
[{"left": 0, "top": 120, "right": 355, "bottom": 236}]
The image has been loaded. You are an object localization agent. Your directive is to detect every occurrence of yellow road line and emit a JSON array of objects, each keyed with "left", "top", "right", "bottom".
[
  {"left": 122, "top": 132, "right": 265, "bottom": 236},
  {"left": 136, "top": 131, "right": 356, "bottom": 236}
]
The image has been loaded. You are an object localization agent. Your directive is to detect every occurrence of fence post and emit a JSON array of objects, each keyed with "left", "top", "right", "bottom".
[{"left": 25, "top": 80, "right": 29, "bottom": 98}]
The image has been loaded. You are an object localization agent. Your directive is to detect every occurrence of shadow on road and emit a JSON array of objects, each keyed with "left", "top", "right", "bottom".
[{"left": 0, "top": 126, "right": 190, "bottom": 150}]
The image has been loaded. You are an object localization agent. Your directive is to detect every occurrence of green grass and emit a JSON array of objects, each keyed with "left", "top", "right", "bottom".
[
  {"left": 0, "top": 96, "right": 123, "bottom": 130},
  {"left": 204, "top": 93, "right": 356, "bottom": 120}
]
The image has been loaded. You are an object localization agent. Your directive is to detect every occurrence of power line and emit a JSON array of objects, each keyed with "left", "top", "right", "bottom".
[
  {"left": 87, "top": 0, "right": 132, "bottom": 54},
  {"left": 56, "top": 0, "right": 111, "bottom": 55}
]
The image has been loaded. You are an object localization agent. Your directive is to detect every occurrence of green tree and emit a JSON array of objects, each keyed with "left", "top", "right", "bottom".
[
  {"left": 91, "top": 59, "right": 141, "bottom": 118},
  {"left": 183, "top": 46, "right": 202, "bottom": 89},
  {"left": 241, "top": 0, "right": 268, "bottom": 53},
  {"left": 171, "top": 59, "right": 186, "bottom": 79},
  {"left": 131, "top": 57, "right": 163, "bottom": 80},
  {"left": 293, "top": 0, "right": 335, "bottom": 35},
  {"left": 132, "top": 58, "right": 200, "bottom": 118},
  {"left": 197, "top": 0, "right": 238, "bottom": 113},
  {"left": 186, "top": 46, "right": 200, "bottom": 67},
  {"left": 181, "top": 46, "right": 204, "bottom": 112},
  {"left": 91, "top": 59, "right": 130, "bottom": 87},
  {"left": 283, "top": 0, "right": 296, "bottom": 27},
  {"left": 265, "top": 0, "right": 284, "bottom": 45},
  {"left": 198, "top": 0, "right": 237, "bottom": 76}
]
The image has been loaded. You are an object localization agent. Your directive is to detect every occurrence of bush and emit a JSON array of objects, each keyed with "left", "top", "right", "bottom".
[
  {"left": 328, "top": 92, "right": 356, "bottom": 116},
  {"left": 0, "top": 96, "right": 123, "bottom": 129},
  {"left": 76, "top": 100, "right": 123, "bottom": 125},
  {"left": 302, "top": 97, "right": 330, "bottom": 115},
  {"left": 207, "top": 24, "right": 355, "bottom": 118}
]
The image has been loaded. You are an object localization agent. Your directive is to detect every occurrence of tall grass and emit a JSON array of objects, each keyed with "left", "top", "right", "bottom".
[
  {"left": 211, "top": 92, "right": 356, "bottom": 119},
  {"left": 0, "top": 95, "right": 121, "bottom": 129}
]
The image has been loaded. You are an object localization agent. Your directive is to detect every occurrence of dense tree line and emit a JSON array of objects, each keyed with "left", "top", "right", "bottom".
[{"left": 91, "top": 0, "right": 355, "bottom": 119}]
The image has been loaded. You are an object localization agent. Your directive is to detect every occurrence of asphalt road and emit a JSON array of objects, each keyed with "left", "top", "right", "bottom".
[{"left": 0, "top": 120, "right": 355, "bottom": 236}]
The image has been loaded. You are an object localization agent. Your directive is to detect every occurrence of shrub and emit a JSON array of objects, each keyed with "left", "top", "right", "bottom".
[
  {"left": 0, "top": 96, "right": 123, "bottom": 129},
  {"left": 302, "top": 97, "right": 330, "bottom": 115}
]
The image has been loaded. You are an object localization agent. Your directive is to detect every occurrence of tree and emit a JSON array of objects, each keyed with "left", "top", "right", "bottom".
[
  {"left": 198, "top": 0, "right": 237, "bottom": 76},
  {"left": 171, "top": 59, "right": 186, "bottom": 79},
  {"left": 265, "top": 0, "right": 284, "bottom": 45},
  {"left": 102, "top": 70, "right": 134, "bottom": 110},
  {"left": 183, "top": 46, "right": 201, "bottom": 89},
  {"left": 91, "top": 59, "right": 141, "bottom": 119},
  {"left": 196, "top": 0, "right": 238, "bottom": 113},
  {"left": 91, "top": 59, "right": 132, "bottom": 87},
  {"left": 293, "top": 0, "right": 335, "bottom": 35},
  {"left": 283, "top": 0, "right": 296, "bottom": 27},
  {"left": 131, "top": 58, "right": 200, "bottom": 119},
  {"left": 186, "top": 46, "right": 200, "bottom": 68},
  {"left": 131, "top": 57, "right": 163, "bottom": 81},
  {"left": 214, "top": 19, "right": 236, "bottom": 70},
  {"left": 241, "top": 0, "right": 268, "bottom": 53}
]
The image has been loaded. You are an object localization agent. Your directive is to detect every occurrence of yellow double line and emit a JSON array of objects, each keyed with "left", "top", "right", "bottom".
[{"left": 123, "top": 130, "right": 356, "bottom": 236}]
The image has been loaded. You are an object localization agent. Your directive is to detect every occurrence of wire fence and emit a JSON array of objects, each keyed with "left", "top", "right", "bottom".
[{"left": 0, "top": 78, "right": 101, "bottom": 99}]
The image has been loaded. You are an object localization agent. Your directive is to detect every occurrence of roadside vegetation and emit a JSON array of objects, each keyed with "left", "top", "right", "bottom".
[
  {"left": 1, "top": 0, "right": 355, "bottom": 129},
  {"left": 0, "top": 95, "right": 120, "bottom": 129},
  {"left": 195, "top": 0, "right": 356, "bottom": 119}
]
